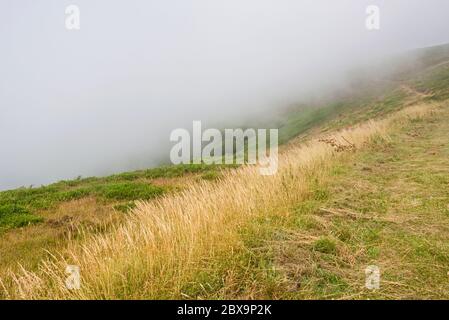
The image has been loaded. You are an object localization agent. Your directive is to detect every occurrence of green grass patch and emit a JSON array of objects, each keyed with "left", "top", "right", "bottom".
[
  {"left": 113, "top": 202, "right": 137, "bottom": 213},
  {"left": 313, "top": 237, "right": 337, "bottom": 255},
  {"left": 98, "top": 183, "right": 166, "bottom": 201},
  {"left": 0, "top": 205, "right": 43, "bottom": 232},
  {"left": 200, "top": 171, "right": 221, "bottom": 181},
  {"left": 0, "top": 163, "right": 233, "bottom": 231}
]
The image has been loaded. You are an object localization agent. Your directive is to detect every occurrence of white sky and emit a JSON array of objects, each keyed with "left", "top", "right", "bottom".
[{"left": 1, "top": 0, "right": 448, "bottom": 189}]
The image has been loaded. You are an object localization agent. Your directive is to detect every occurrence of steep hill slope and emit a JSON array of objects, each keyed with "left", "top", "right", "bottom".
[{"left": 0, "top": 44, "right": 448, "bottom": 299}]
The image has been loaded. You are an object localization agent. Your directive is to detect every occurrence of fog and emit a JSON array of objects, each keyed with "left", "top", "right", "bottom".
[{"left": 1, "top": 0, "right": 448, "bottom": 190}]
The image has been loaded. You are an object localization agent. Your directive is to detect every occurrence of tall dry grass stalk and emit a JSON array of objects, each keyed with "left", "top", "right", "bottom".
[{"left": 0, "top": 102, "right": 438, "bottom": 299}]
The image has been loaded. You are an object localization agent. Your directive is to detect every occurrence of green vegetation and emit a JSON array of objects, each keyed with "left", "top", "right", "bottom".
[
  {"left": 278, "top": 102, "right": 345, "bottom": 144},
  {"left": 0, "top": 205, "right": 43, "bottom": 232},
  {"left": 313, "top": 237, "right": 337, "bottom": 255},
  {"left": 113, "top": 202, "right": 137, "bottom": 213},
  {"left": 98, "top": 183, "right": 165, "bottom": 201},
  {"left": 0, "top": 163, "right": 229, "bottom": 232},
  {"left": 415, "top": 65, "right": 449, "bottom": 101},
  {"left": 200, "top": 171, "right": 221, "bottom": 181},
  {"left": 277, "top": 85, "right": 410, "bottom": 145}
]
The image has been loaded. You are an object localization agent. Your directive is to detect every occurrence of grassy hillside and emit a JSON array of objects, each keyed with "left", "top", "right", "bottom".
[
  {"left": 217, "top": 102, "right": 449, "bottom": 299},
  {"left": 0, "top": 44, "right": 448, "bottom": 299},
  {"left": 0, "top": 162, "right": 227, "bottom": 232},
  {"left": 4, "top": 97, "right": 442, "bottom": 299},
  {"left": 0, "top": 163, "right": 231, "bottom": 273}
]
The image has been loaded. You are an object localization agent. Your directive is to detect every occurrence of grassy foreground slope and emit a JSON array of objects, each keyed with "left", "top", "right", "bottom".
[
  {"left": 228, "top": 101, "right": 449, "bottom": 299},
  {"left": 0, "top": 163, "right": 231, "bottom": 274},
  {"left": 0, "top": 44, "right": 448, "bottom": 299}
]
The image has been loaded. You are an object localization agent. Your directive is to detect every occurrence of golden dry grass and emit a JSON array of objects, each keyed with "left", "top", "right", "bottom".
[
  {"left": 0, "top": 197, "right": 122, "bottom": 276},
  {"left": 0, "top": 101, "right": 439, "bottom": 299}
]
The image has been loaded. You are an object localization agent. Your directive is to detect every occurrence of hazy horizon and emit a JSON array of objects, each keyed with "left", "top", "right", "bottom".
[{"left": 1, "top": 0, "right": 449, "bottom": 190}]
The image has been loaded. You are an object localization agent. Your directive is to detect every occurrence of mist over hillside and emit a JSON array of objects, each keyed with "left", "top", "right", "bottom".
[{"left": 1, "top": 0, "right": 449, "bottom": 190}]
